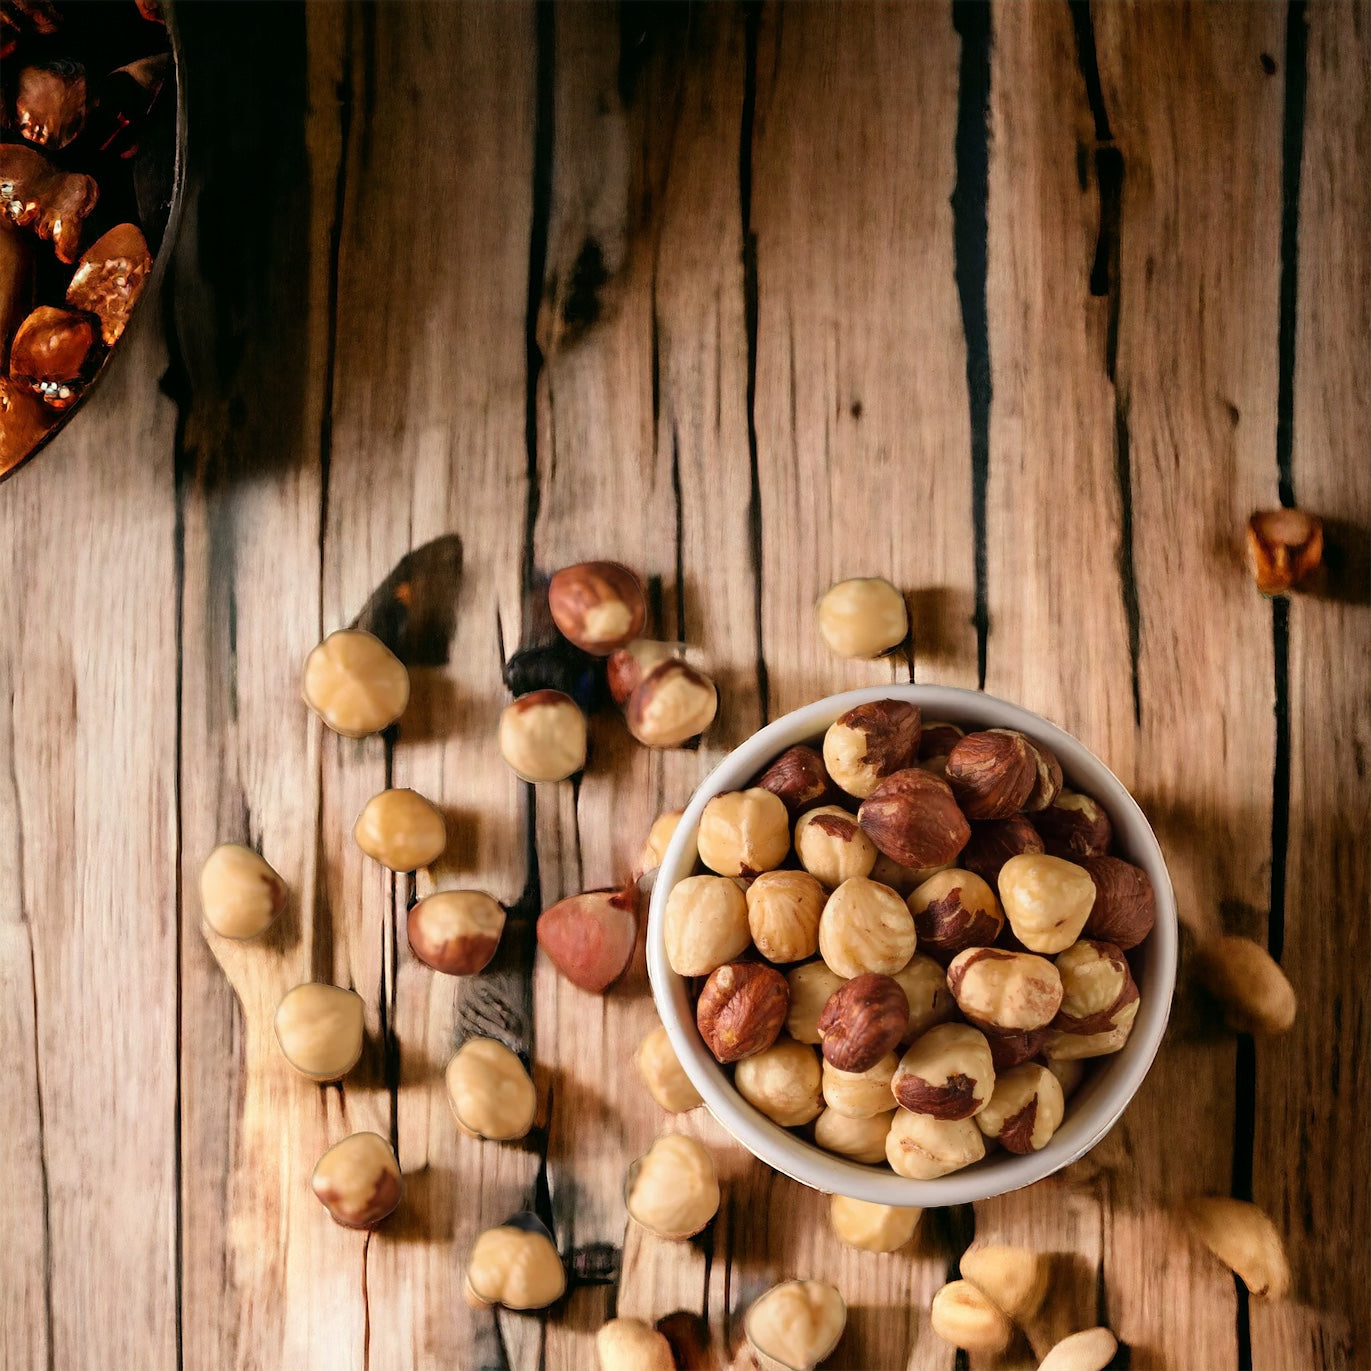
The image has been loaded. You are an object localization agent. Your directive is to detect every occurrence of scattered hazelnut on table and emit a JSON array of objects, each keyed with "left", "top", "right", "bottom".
[
  {"left": 1178, "top": 1196, "right": 1289, "bottom": 1299},
  {"left": 785, "top": 961, "right": 848, "bottom": 1044},
  {"left": 891, "top": 954, "right": 957, "bottom": 1042},
  {"left": 857, "top": 768, "right": 971, "bottom": 870},
  {"left": 1247, "top": 508, "right": 1323, "bottom": 595},
  {"left": 310, "top": 1131, "right": 401, "bottom": 1229},
  {"left": 828, "top": 1195, "right": 921, "bottom": 1252},
  {"left": 906, "top": 868, "right": 1003, "bottom": 964},
  {"left": 755, "top": 744, "right": 832, "bottom": 816},
  {"left": 959, "top": 816, "right": 1044, "bottom": 885},
  {"left": 815, "top": 576, "right": 907, "bottom": 659},
  {"left": 747, "top": 870, "right": 825, "bottom": 963},
  {"left": 975, "top": 1062, "right": 1064, "bottom": 1152},
  {"left": 274, "top": 983, "right": 365, "bottom": 1082},
  {"left": 1046, "top": 939, "right": 1139, "bottom": 1058},
  {"left": 445, "top": 1037, "right": 536, "bottom": 1141},
  {"left": 697, "top": 787, "right": 790, "bottom": 877},
  {"left": 744, "top": 1279, "right": 847, "bottom": 1371},
  {"left": 1192, "top": 934, "right": 1296, "bottom": 1035},
  {"left": 928, "top": 1280, "right": 1014, "bottom": 1354},
  {"left": 1032, "top": 790, "right": 1112, "bottom": 859},
  {"left": 498, "top": 688, "right": 587, "bottom": 782},
  {"left": 817, "top": 972, "right": 909, "bottom": 1072},
  {"left": 735, "top": 1038, "right": 824, "bottom": 1127},
  {"left": 822, "top": 700, "right": 922, "bottom": 799},
  {"left": 696, "top": 961, "right": 789, "bottom": 1062},
  {"left": 997, "top": 853, "right": 1096, "bottom": 953},
  {"left": 635, "top": 1024, "right": 702, "bottom": 1113},
  {"left": 1036, "top": 1327, "right": 1120, "bottom": 1371},
  {"left": 637, "top": 808, "right": 684, "bottom": 874},
  {"left": 625, "top": 1134, "right": 720, "bottom": 1240},
  {"left": 945, "top": 729, "right": 1039, "bottom": 820},
  {"left": 536, "top": 886, "right": 638, "bottom": 993},
  {"left": 821, "top": 1051, "right": 898, "bottom": 1119},
  {"left": 595, "top": 1318, "right": 674, "bottom": 1371},
  {"left": 407, "top": 890, "right": 505, "bottom": 975},
  {"left": 818, "top": 876, "right": 917, "bottom": 978},
  {"left": 607, "top": 638, "right": 679, "bottom": 704},
  {"left": 892, "top": 1022, "right": 995, "bottom": 1119},
  {"left": 301, "top": 628, "right": 409, "bottom": 737},
  {"left": 548, "top": 560, "right": 646, "bottom": 654},
  {"left": 813, "top": 1108, "right": 894, "bottom": 1164},
  {"left": 663, "top": 874, "right": 750, "bottom": 976},
  {"left": 958, "top": 1244, "right": 1050, "bottom": 1323},
  {"left": 885, "top": 1107, "right": 985, "bottom": 1179},
  {"left": 353, "top": 787, "right": 447, "bottom": 871},
  {"left": 1078, "top": 855, "right": 1155, "bottom": 949},
  {"left": 946, "top": 947, "right": 1064, "bottom": 1032},
  {"left": 626, "top": 659, "right": 718, "bottom": 748},
  {"left": 198, "top": 842, "right": 286, "bottom": 940},
  {"left": 465, "top": 1219, "right": 566, "bottom": 1310},
  {"left": 794, "top": 805, "right": 878, "bottom": 888}
]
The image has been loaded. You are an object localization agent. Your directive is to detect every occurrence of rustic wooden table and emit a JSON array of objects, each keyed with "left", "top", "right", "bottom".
[{"left": 2, "top": 2, "right": 1367, "bottom": 1368}]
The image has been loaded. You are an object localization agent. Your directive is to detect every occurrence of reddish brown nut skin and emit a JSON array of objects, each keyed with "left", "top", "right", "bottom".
[
  {"left": 858, "top": 769, "right": 970, "bottom": 869},
  {"left": 918, "top": 721, "right": 965, "bottom": 761},
  {"left": 983, "top": 1027, "right": 1049, "bottom": 1071},
  {"left": 536, "top": 885, "right": 638, "bottom": 993},
  {"left": 1021, "top": 739, "right": 1064, "bottom": 812},
  {"left": 1032, "top": 794, "right": 1113, "bottom": 860},
  {"left": 1247, "top": 509, "right": 1323, "bottom": 595},
  {"left": 65, "top": 223, "right": 152, "bottom": 346},
  {"left": 947, "top": 947, "right": 1064, "bottom": 1031},
  {"left": 909, "top": 875, "right": 1004, "bottom": 965},
  {"left": 696, "top": 962, "right": 789, "bottom": 1063},
  {"left": 945, "top": 730, "right": 1038, "bottom": 820},
  {"left": 817, "top": 973, "right": 909, "bottom": 1073},
  {"left": 9, "top": 306, "right": 97, "bottom": 405},
  {"left": 756, "top": 744, "right": 833, "bottom": 816},
  {"left": 15, "top": 59, "right": 87, "bottom": 149},
  {"left": 833, "top": 700, "right": 922, "bottom": 777},
  {"left": 548, "top": 561, "right": 646, "bottom": 654},
  {"left": 0, "top": 143, "right": 99, "bottom": 263},
  {"left": 1077, "top": 856, "right": 1154, "bottom": 949},
  {"left": 1053, "top": 940, "right": 1139, "bottom": 1033},
  {"left": 0, "top": 375, "right": 53, "bottom": 474},
  {"left": 960, "top": 818, "right": 1045, "bottom": 885}
]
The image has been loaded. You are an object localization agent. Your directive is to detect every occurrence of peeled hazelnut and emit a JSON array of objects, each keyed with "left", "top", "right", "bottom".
[
  {"left": 998, "top": 853, "right": 1096, "bottom": 953},
  {"left": 1178, "top": 1196, "right": 1290, "bottom": 1299},
  {"left": 663, "top": 874, "right": 750, "bottom": 976},
  {"left": 354, "top": 787, "right": 447, "bottom": 870},
  {"left": 960, "top": 817, "right": 1045, "bottom": 886},
  {"left": 1078, "top": 855, "right": 1155, "bottom": 949},
  {"left": 821, "top": 1051, "right": 898, "bottom": 1119},
  {"left": 813, "top": 1108, "right": 894, "bottom": 1164},
  {"left": 869, "top": 852, "right": 947, "bottom": 896},
  {"left": 637, "top": 808, "right": 684, "bottom": 874},
  {"left": 893, "top": 1022, "right": 994, "bottom": 1118},
  {"left": 627, "top": 659, "right": 718, "bottom": 748},
  {"left": 747, "top": 870, "right": 824, "bottom": 963},
  {"left": 301, "top": 628, "right": 409, "bottom": 737},
  {"left": 892, "top": 954, "right": 958, "bottom": 1042},
  {"left": 818, "top": 877, "right": 917, "bottom": 978},
  {"left": 625, "top": 1134, "right": 720, "bottom": 1239},
  {"left": 794, "top": 805, "right": 878, "bottom": 888},
  {"left": 1046, "top": 1055, "right": 1087, "bottom": 1099},
  {"left": 906, "top": 868, "right": 1003, "bottom": 964},
  {"left": 9, "top": 305, "right": 97, "bottom": 408},
  {"left": 958, "top": 1244, "right": 1050, "bottom": 1322},
  {"left": 1047, "top": 939, "right": 1140, "bottom": 1059},
  {"left": 635, "top": 1024, "right": 703, "bottom": 1113},
  {"left": 407, "top": 890, "right": 505, "bottom": 975},
  {"left": 919, "top": 721, "right": 965, "bottom": 759},
  {"left": 548, "top": 560, "right": 646, "bottom": 654},
  {"left": 828, "top": 1195, "right": 921, "bottom": 1251},
  {"left": 857, "top": 769, "right": 970, "bottom": 870},
  {"left": 785, "top": 961, "right": 847, "bottom": 1044},
  {"left": 595, "top": 1318, "right": 675, "bottom": 1371},
  {"left": 697, "top": 787, "right": 791, "bottom": 877},
  {"left": 499, "top": 689, "right": 587, "bottom": 782},
  {"left": 697, "top": 962, "right": 789, "bottom": 1062},
  {"left": 885, "top": 1108, "right": 985, "bottom": 1179},
  {"left": 465, "top": 1220, "right": 566, "bottom": 1310},
  {"left": 1037, "top": 1327, "right": 1120, "bottom": 1371},
  {"left": 947, "top": 947, "right": 1064, "bottom": 1032},
  {"left": 982, "top": 1026, "right": 1049, "bottom": 1070},
  {"left": 274, "top": 983, "right": 365, "bottom": 1082},
  {"left": 975, "top": 1062, "right": 1064, "bottom": 1152},
  {"left": 755, "top": 744, "right": 832, "bottom": 816},
  {"left": 607, "top": 638, "right": 677, "bottom": 704},
  {"left": 65, "top": 223, "right": 151, "bottom": 346},
  {"left": 198, "top": 842, "right": 286, "bottom": 940},
  {"left": 929, "top": 1281, "right": 1014, "bottom": 1354},
  {"left": 1033, "top": 790, "right": 1112, "bottom": 860},
  {"left": 1247, "top": 507, "right": 1323, "bottom": 595},
  {"left": 815, "top": 576, "right": 907, "bottom": 659},
  {"left": 735, "top": 1038, "right": 824, "bottom": 1127},
  {"left": 1021, "top": 737, "right": 1064, "bottom": 812},
  {"left": 945, "top": 729, "right": 1038, "bottom": 819},
  {"left": 445, "top": 1037, "right": 536, "bottom": 1141},
  {"left": 536, "top": 886, "right": 638, "bottom": 993},
  {"left": 310, "top": 1132, "right": 401, "bottom": 1229},
  {"left": 1193, "top": 934, "right": 1296, "bottom": 1035},
  {"left": 817, "top": 973, "right": 909, "bottom": 1072},
  {"left": 822, "top": 700, "right": 922, "bottom": 799},
  {"left": 745, "top": 1279, "right": 847, "bottom": 1371}
]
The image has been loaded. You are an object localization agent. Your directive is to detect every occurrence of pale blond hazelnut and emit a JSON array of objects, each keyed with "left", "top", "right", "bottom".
[
  {"left": 747, "top": 870, "right": 825, "bottom": 963},
  {"left": 625, "top": 1134, "right": 720, "bottom": 1239},
  {"left": 958, "top": 1245, "right": 1050, "bottom": 1322},
  {"left": 907, "top": 868, "right": 1003, "bottom": 963},
  {"left": 735, "top": 1038, "right": 823, "bottom": 1127},
  {"left": 635, "top": 1025, "right": 703, "bottom": 1113},
  {"left": 407, "top": 890, "right": 504, "bottom": 975},
  {"left": 637, "top": 808, "right": 684, "bottom": 874},
  {"left": 465, "top": 1221, "right": 566, "bottom": 1310},
  {"left": 663, "top": 875, "right": 750, "bottom": 977},
  {"left": 1193, "top": 935, "right": 1297, "bottom": 1035},
  {"left": 302, "top": 628, "right": 409, "bottom": 737},
  {"left": 947, "top": 947, "right": 1064, "bottom": 1032},
  {"left": 1046, "top": 1055, "right": 1087, "bottom": 1099},
  {"left": 310, "top": 1132, "right": 401, "bottom": 1228},
  {"left": 928, "top": 1280, "right": 1013, "bottom": 1354},
  {"left": 828, "top": 1195, "right": 922, "bottom": 1251},
  {"left": 815, "top": 577, "right": 907, "bottom": 659},
  {"left": 975, "top": 1063, "right": 1064, "bottom": 1152},
  {"left": 892, "top": 1023, "right": 995, "bottom": 1119},
  {"left": 274, "top": 983, "right": 365, "bottom": 1082},
  {"left": 445, "top": 1037, "right": 536, "bottom": 1141},
  {"left": 1044, "top": 1006, "right": 1138, "bottom": 1059},
  {"left": 199, "top": 843, "right": 286, "bottom": 940},
  {"left": 885, "top": 1108, "right": 985, "bottom": 1179},
  {"left": 1178, "top": 1196, "right": 1289, "bottom": 1299},
  {"left": 870, "top": 853, "right": 949, "bottom": 897},
  {"left": 498, "top": 689, "right": 587, "bottom": 782},
  {"left": 353, "top": 788, "right": 446, "bottom": 871},
  {"left": 1037, "top": 1327, "right": 1119, "bottom": 1371},
  {"left": 818, "top": 877, "right": 916, "bottom": 978},
  {"left": 822, "top": 700, "right": 922, "bottom": 799},
  {"left": 745, "top": 1280, "right": 847, "bottom": 1371},
  {"left": 794, "top": 805, "right": 878, "bottom": 888},
  {"left": 997, "top": 853, "right": 1096, "bottom": 953},
  {"left": 627, "top": 659, "right": 718, "bottom": 748},
  {"left": 785, "top": 961, "right": 848, "bottom": 1044},
  {"left": 697, "top": 787, "right": 791, "bottom": 877},
  {"left": 813, "top": 1108, "right": 894, "bottom": 1164},
  {"left": 595, "top": 1317, "right": 674, "bottom": 1371},
  {"left": 821, "top": 1052, "right": 898, "bottom": 1119},
  {"left": 891, "top": 954, "right": 957, "bottom": 1043}
]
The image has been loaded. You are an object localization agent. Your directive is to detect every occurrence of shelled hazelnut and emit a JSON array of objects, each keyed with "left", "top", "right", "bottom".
[
  {"left": 1047, "top": 939, "right": 1139, "bottom": 1058},
  {"left": 975, "top": 1062, "right": 1064, "bottom": 1153},
  {"left": 997, "top": 853, "right": 1096, "bottom": 953},
  {"left": 906, "top": 868, "right": 1003, "bottom": 964},
  {"left": 817, "top": 973, "right": 909, "bottom": 1072},
  {"left": 1193, "top": 934, "right": 1296, "bottom": 1035},
  {"left": 1247, "top": 508, "right": 1323, "bottom": 596},
  {"left": 636, "top": 1024, "right": 703, "bottom": 1113},
  {"left": 919, "top": 721, "right": 965, "bottom": 760},
  {"left": 697, "top": 962, "right": 789, "bottom": 1062},
  {"left": 627, "top": 659, "right": 718, "bottom": 748},
  {"left": 818, "top": 876, "right": 917, "bottom": 978},
  {"left": 785, "top": 961, "right": 848, "bottom": 1044},
  {"left": 946, "top": 947, "right": 1064, "bottom": 1033},
  {"left": 445, "top": 1037, "right": 536, "bottom": 1141},
  {"left": 756, "top": 744, "right": 832, "bottom": 815},
  {"left": 959, "top": 1245, "right": 1050, "bottom": 1322},
  {"left": 1078, "top": 855, "right": 1155, "bottom": 949},
  {"left": 10, "top": 305, "right": 96, "bottom": 408},
  {"left": 354, "top": 787, "right": 447, "bottom": 871},
  {"left": 945, "top": 729, "right": 1039, "bottom": 820},
  {"left": 1178, "top": 1196, "right": 1289, "bottom": 1299},
  {"left": 794, "top": 805, "right": 878, "bottom": 887},
  {"left": 822, "top": 700, "right": 921, "bottom": 799},
  {"left": 663, "top": 875, "right": 750, "bottom": 976},
  {"left": 311, "top": 1132, "right": 401, "bottom": 1229},
  {"left": 869, "top": 852, "right": 946, "bottom": 896},
  {"left": 548, "top": 560, "right": 646, "bottom": 654},
  {"left": 595, "top": 1318, "right": 675, "bottom": 1371},
  {"left": 885, "top": 1108, "right": 985, "bottom": 1179},
  {"left": 1033, "top": 790, "right": 1112, "bottom": 859},
  {"left": 465, "top": 1220, "right": 566, "bottom": 1310},
  {"left": 892, "top": 954, "right": 957, "bottom": 1042},
  {"left": 829, "top": 1195, "right": 922, "bottom": 1252},
  {"left": 407, "top": 890, "right": 505, "bottom": 975},
  {"left": 747, "top": 870, "right": 825, "bottom": 964},
  {"left": 274, "top": 983, "right": 365, "bottom": 1082},
  {"left": 1037, "top": 1328, "right": 1120, "bottom": 1371},
  {"left": 745, "top": 1279, "right": 847, "bottom": 1371},
  {"left": 815, "top": 577, "right": 907, "bottom": 659},
  {"left": 821, "top": 1052, "right": 898, "bottom": 1119},
  {"left": 697, "top": 787, "right": 790, "bottom": 877},
  {"left": 858, "top": 769, "right": 970, "bottom": 870},
  {"left": 625, "top": 1134, "right": 720, "bottom": 1240},
  {"left": 960, "top": 817, "right": 1045, "bottom": 885},
  {"left": 813, "top": 1108, "right": 894, "bottom": 1164},
  {"left": 66, "top": 223, "right": 151, "bottom": 346},
  {"left": 607, "top": 638, "right": 678, "bottom": 705},
  {"left": 301, "top": 628, "right": 409, "bottom": 737},
  {"left": 498, "top": 689, "right": 587, "bottom": 782},
  {"left": 892, "top": 1022, "right": 995, "bottom": 1119},
  {"left": 928, "top": 1280, "right": 1014, "bottom": 1355},
  {"left": 735, "top": 1038, "right": 824, "bottom": 1127},
  {"left": 1046, "top": 1055, "right": 1087, "bottom": 1100},
  {"left": 981, "top": 1026, "right": 1049, "bottom": 1070},
  {"left": 536, "top": 886, "right": 638, "bottom": 993},
  {"left": 198, "top": 842, "right": 286, "bottom": 940},
  {"left": 637, "top": 808, "right": 683, "bottom": 874}
]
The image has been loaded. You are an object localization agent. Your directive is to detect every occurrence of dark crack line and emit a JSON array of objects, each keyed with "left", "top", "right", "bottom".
[{"left": 1275, "top": 0, "right": 1308, "bottom": 510}]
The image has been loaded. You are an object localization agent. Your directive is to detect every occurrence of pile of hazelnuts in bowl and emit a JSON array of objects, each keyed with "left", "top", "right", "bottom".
[{"left": 649, "top": 686, "right": 1175, "bottom": 1201}]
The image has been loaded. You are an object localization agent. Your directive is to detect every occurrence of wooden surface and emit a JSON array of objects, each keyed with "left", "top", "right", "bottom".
[{"left": 1, "top": 2, "right": 1367, "bottom": 1368}]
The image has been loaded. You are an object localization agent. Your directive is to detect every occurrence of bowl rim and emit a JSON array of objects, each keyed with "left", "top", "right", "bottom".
[{"left": 646, "top": 683, "right": 1178, "bottom": 1205}]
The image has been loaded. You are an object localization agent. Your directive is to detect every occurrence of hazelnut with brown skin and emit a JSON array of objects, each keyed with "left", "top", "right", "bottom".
[
  {"left": 945, "top": 729, "right": 1039, "bottom": 819},
  {"left": 663, "top": 875, "right": 750, "bottom": 976},
  {"left": 998, "top": 853, "right": 1096, "bottom": 953},
  {"left": 499, "top": 689, "right": 587, "bottom": 782},
  {"left": 822, "top": 700, "right": 922, "bottom": 799},
  {"left": 815, "top": 577, "right": 907, "bottom": 659},
  {"left": 1046, "top": 939, "right": 1140, "bottom": 1059},
  {"left": 635, "top": 1024, "right": 703, "bottom": 1113},
  {"left": 747, "top": 869, "right": 825, "bottom": 963},
  {"left": 1021, "top": 737, "right": 1064, "bottom": 812},
  {"left": 0, "top": 143, "right": 98, "bottom": 263},
  {"left": 445, "top": 1037, "right": 537, "bottom": 1141},
  {"left": 821, "top": 1052, "right": 898, "bottom": 1119},
  {"left": 734, "top": 1037, "right": 823, "bottom": 1127},
  {"left": 892, "top": 1022, "right": 995, "bottom": 1119},
  {"left": 199, "top": 843, "right": 286, "bottom": 940},
  {"left": 354, "top": 788, "right": 447, "bottom": 871},
  {"left": 1033, "top": 790, "right": 1112, "bottom": 860},
  {"left": 1078, "top": 855, "right": 1155, "bottom": 949},
  {"left": 697, "top": 962, "right": 789, "bottom": 1062},
  {"left": 301, "top": 628, "right": 409, "bottom": 737},
  {"left": 755, "top": 744, "right": 832, "bottom": 816},
  {"left": 625, "top": 1134, "right": 720, "bottom": 1239},
  {"left": 697, "top": 787, "right": 791, "bottom": 877},
  {"left": 0, "top": 376, "right": 54, "bottom": 474},
  {"left": 981, "top": 1026, "right": 1049, "bottom": 1070},
  {"left": 9, "top": 305, "right": 97, "bottom": 408},
  {"left": 892, "top": 954, "right": 957, "bottom": 1043},
  {"left": 65, "top": 223, "right": 152, "bottom": 346},
  {"left": 311, "top": 1132, "right": 402, "bottom": 1229},
  {"left": 858, "top": 769, "right": 971, "bottom": 870},
  {"left": 919, "top": 721, "right": 965, "bottom": 760},
  {"left": 606, "top": 638, "right": 677, "bottom": 704},
  {"left": 818, "top": 876, "right": 917, "bottom": 978},
  {"left": 814, "top": 1109, "right": 895, "bottom": 1164},
  {"left": 274, "top": 983, "right": 365, "bottom": 1082},
  {"left": 960, "top": 817, "right": 1045, "bottom": 885},
  {"left": 975, "top": 1062, "right": 1064, "bottom": 1152},
  {"left": 947, "top": 947, "right": 1064, "bottom": 1033},
  {"left": 906, "top": 868, "right": 1004, "bottom": 964},
  {"left": 817, "top": 972, "right": 909, "bottom": 1072},
  {"left": 1247, "top": 508, "right": 1323, "bottom": 595},
  {"left": 869, "top": 852, "right": 947, "bottom": 896},
  {"left": 794, "top": 805, "right": 878, "bottom": 888},
  {"left": 785, "top": 961, "right": 847, "bottom": 1044},
  {"left": 408, "top": 890, "right": 505, "bottom": 975},
  {"left": 885, "top": 1108, "right": 985, "bottom": 1179},
  {"left": 548, "top": 560, "right": 646, "bottom": 654},
  {"left": 626, "top": 659, "right": 718, "bottom": 748}
]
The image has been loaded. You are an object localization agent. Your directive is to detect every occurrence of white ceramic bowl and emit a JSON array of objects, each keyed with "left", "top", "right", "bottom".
[{"left": 647, "top": 684, "right": 1177, "bottom": 1205}]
